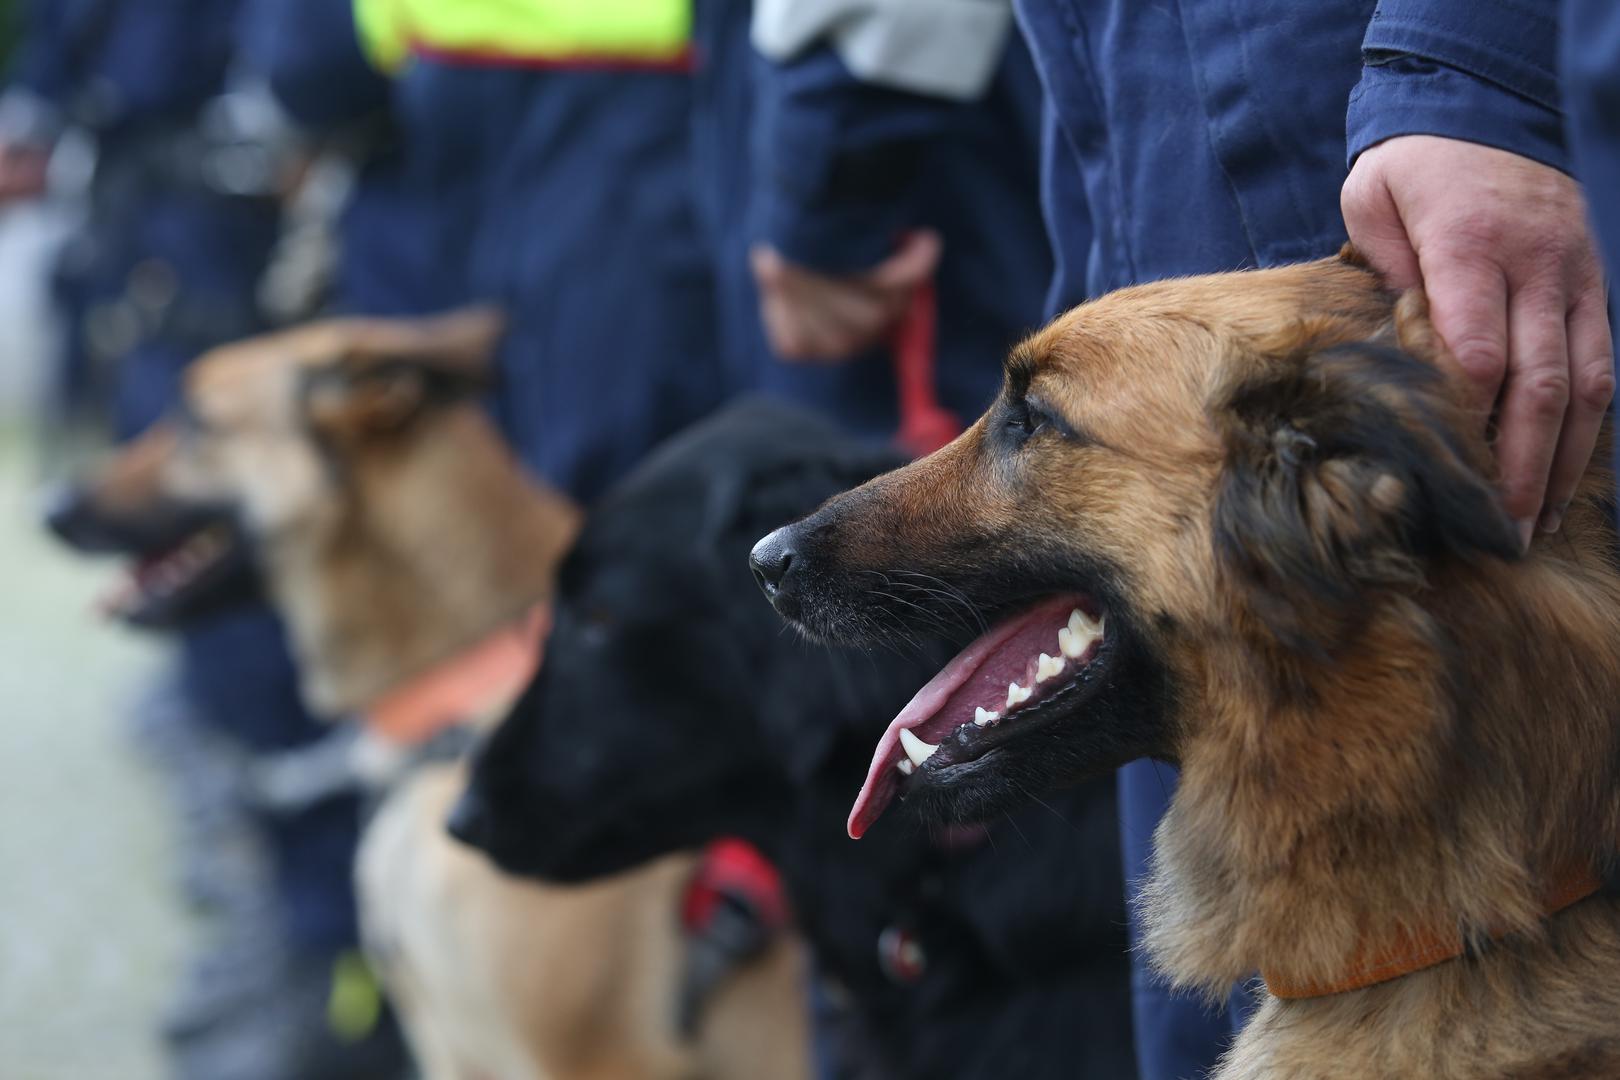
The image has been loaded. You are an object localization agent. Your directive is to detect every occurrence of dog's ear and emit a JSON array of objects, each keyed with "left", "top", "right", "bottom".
[
  {"left": 1213, "top": 333, "right": 1520, "bottom": 651},
  {"left": 302, "top": 308, "right": 505, "bottom": 437},
  {"left": 341, "top": 306, "right": 506, "bottom": 381}
]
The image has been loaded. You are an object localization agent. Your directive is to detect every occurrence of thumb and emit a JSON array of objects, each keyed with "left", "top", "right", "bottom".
[
  {"left": 866, "top": 230, "right": 943, "bottom": 290},
  {"left": 1341, "top": 168, "right": 1421, "bottom": 290}
]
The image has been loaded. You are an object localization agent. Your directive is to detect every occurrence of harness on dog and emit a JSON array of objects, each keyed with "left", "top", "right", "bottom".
[
  {"left": 1262, "top": 866, "right": 1606, "bottom": 999},
  {"left": 365, "top": 605, "right": 550, "bottom": 745},
  {"left": 675, "top": 838, "right": 791, "bottom": 1037}
]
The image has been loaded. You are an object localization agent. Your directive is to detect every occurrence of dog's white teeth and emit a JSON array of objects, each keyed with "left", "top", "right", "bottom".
[
  {"left": 1068, "top": 608, "right": 1104, "bottom": 638},
  {"left": 1006, "top": 682, "right": 1032, "bottom": 708},
  {"left": 974, "top": 707, "right": 999, "bottom": 727},
  {"left": 896, "top": 758, "right": 915, "bottom": 776},
  {"left": 1062, "top": 609, "right": 1105, "bottom": 657},
  {"left": 1035, "top": 653, "right": 1064, "bottom": 683},
  {"left": 1057, "top": 626, "right": 1080, "bottom": 659},
  {"left": 898, "top": 727, "right": 939, "bottom": 769}
]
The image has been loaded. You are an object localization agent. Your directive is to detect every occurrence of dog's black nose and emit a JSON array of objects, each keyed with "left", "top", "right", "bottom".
[
  {"left": 445, "top": 786, "right": 493, "bottom": 848},
  {"left": 40, "top": 482, "right": 107, "bottom": 552},
  {"left": 749, "top": 527, "right": 797, "bottom": 601}
]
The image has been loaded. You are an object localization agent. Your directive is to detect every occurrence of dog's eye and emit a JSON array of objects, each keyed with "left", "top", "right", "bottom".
[{"left": 1005, "top": 397, "right": 1051, "bottom": 441}]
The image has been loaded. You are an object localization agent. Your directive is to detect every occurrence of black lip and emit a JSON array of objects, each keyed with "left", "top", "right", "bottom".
[
  {"left": 917, "top": 631, "right": 1119, "bottom": 779},
  {"left": 119, "top": 521, "right": 262, "bottom": 629}
]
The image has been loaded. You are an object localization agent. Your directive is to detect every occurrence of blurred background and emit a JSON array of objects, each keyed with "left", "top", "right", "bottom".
[
  {"left": 0, "top": 4, "right": 189, "bottom": 1078},
  {"left": 0, "top": 1, "right": 1052, "bottom": 1076}
]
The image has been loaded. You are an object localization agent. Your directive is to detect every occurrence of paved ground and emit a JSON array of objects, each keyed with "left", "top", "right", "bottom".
[{"left": 0, "top": 427, "right": 185, "bottom": 1078}]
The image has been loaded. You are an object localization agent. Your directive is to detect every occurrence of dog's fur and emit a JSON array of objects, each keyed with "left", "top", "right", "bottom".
[
  {"left": 454, "top": 402, "right": 1138, "bottom": 1080},
  {"left": 51, "top": 313, "right": 809, "bottom": 1080},
  {"left": 756, "top": 253, "right": 1620, "bottom": 1078}
]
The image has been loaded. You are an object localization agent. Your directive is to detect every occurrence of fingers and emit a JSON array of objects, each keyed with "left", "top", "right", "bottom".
[
  {"left": 1540, "top": 291, "right": 1616, "bottom": 533},
  {"left": 1414, "top": 253, "right": 1510, "bottom": 426},
  {"left": 1493, "top": 284, "right": 1573, "bottom": 545},
  {"left": 867, "top": 229, "right": 942, "bottom": 290},
  {"left": 1340, "top": 162, "right": 1422, "bottom": 290},
  {"left": 751, "top": 240, "right": 935, "bottom": 363}
]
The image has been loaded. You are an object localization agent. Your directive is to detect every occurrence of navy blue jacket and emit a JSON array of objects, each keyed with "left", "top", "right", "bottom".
[
  {"left": 1011, "top": 3, "right": 1566, "bottom": 1078},
  {"left": 1016, "top": 0, "right": 1565, "bottom": 310},
  {"left": 1563, "top": 0, "right": 1620, "bottom": 290},
  {"left": 395, "top": 58, "right": 723, "bottom": 501},
  {"left": 244, "top": 0, "right": 454, "bottom": 316},
  {"left": 739, "top": 16, "right": 1053, "bottom": 435},
  {"left": 11, "top": 0, "right": 240, "bottom": 144}
]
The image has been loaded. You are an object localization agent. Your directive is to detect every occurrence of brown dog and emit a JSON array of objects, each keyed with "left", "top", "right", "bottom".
[
  {"left": 53, "top": 310, "right": 809, "bottom": 1080},
  {"left": 751, "top": 250, "right": 1620, "bottom": 1078}
]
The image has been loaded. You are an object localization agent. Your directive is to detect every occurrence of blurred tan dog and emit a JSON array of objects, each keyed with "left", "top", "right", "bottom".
[{"left": 50, "top": 310, "right": 809, "bottom": 1080}]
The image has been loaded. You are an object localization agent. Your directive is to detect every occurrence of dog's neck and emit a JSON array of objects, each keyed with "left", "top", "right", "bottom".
[
  {"left": 1144, "top": 517, "right": 1620, "bottom": 998},
  {"left": 266, "top": 408, "right": 579, "bottom": 716}
]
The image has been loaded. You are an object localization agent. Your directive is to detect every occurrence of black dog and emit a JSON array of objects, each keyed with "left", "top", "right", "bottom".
[{"left": 452, "top": 401, "right": 1136, "bottom": 1080}]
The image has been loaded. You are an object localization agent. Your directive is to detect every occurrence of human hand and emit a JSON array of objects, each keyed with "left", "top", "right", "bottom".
[
  {"left": 750, "top": 230, "right": 942, "bottom": 363},
  {"left": 0, "top": 139, "right": 51, "bottom": 202},
  {"left": 1342, "top": 135, "right": 1612, "bottom": 547}
]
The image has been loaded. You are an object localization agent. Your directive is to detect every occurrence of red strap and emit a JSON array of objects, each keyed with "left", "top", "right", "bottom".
[
  {"left": 890, "top": 279, "right": 961, "bottom": 459},
  {"left": 682, "top": 838, "right": 789, "bottom": 933},
  {"left": 364, "top": 605, "right": 549, "bottom": 745}
]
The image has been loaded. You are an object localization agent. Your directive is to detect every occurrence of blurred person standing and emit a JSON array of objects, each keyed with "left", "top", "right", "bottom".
[
  {"left": 1562, "top": 0, "right": 1620, "bottom": 293},
  {"left": 731, "top": 0, "right": 1054, "bottom": 441},
  {"left": 5, "top": 4, "right": 409, "bottom": 1078},
  {"left": 0, "top": 0, "right": 280, "bottom": 435},
  {"left": 244, "top": 0, "right": 456, "bottom": 320},
  {"left": 358, "top": 0, "right": 725, "bottom": 501}
]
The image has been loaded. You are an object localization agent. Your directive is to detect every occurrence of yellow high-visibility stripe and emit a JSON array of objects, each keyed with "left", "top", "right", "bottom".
[
  {"left": 354, "top": 0, "right": 411, "bottom": 73},
  {"left": 357, "top": 0, "right": 691, "bottom": 69}
]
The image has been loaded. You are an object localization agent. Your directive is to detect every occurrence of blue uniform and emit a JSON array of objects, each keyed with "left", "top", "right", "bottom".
[
  {"left": 11, "top": 0, "right": 282, "bottom": 436},
  {"left": 717, "top": 3, "right": 1053, "bottom": 436},
  {"left": 13, "top": 0, "right": 365, "bottom": 958},
  {"left": 245, "top": 0, "right": 456, "bottom": 316},
  {"left": 1010, "top": 2, "right": 1567, "bottom": 1076},
  {"left": 1563, "top": 0, "right": 1620, "bottom": 291},
  {"left": 393, "top": 56, "right": 722, "bottom": 501}
]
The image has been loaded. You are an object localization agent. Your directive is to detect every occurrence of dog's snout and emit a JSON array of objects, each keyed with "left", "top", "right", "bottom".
[
  {"left": 445, "top": 786, "right": 494, "bottom": 848},
  {"left": 749, "top": 527, "right": 798, "bottom": 603},
  {"left": 40, "top": 481, "right": 111, "bottom": 552}
]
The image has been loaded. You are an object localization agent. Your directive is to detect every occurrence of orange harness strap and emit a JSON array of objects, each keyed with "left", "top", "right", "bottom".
[
  {"left": 364, "top": 605, "right": 549, "bottom": 745},
  {"left": 1262, "top": 868, "right": 1605, "bottom": 999}
]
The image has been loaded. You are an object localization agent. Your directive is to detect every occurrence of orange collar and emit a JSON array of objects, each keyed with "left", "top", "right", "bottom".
[
  {"left": 363, "top": 605, "right": 548, "bottom": 745},
  {"left": 1262, "top": 867, "right": 1605, "bottom": 999}
]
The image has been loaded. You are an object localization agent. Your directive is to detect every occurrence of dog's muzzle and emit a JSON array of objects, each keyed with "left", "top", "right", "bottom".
[{"left": 749, "top": 526, "right": 800, "bottom": 615}]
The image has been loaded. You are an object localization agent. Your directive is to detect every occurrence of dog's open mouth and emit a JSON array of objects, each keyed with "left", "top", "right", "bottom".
[
  {"left": 848, "top": 594, "right": 1111, "bottom": 837},
  {"left": 99, "top": 522, "right": 254, "bottom": 627}
]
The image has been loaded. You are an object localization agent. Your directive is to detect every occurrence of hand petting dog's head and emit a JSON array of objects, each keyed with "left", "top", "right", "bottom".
[{"left": 753, "top": 251, "right": 1554, "bottom": 837}]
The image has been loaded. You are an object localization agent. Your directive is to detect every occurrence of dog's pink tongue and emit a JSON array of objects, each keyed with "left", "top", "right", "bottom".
[{"left": 847, "top": 596, "right": 1080, "bottom": 838}]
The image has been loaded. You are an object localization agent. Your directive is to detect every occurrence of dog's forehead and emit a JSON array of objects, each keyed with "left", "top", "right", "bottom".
[
  {"left": 1018, "top": 259, "right": 1391, "bottom": 406},
  {"left": 183, "top": 324, "right": 358, "bottom": 412}
]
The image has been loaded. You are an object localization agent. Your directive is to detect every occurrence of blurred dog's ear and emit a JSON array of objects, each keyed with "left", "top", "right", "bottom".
[
  {"left": 302, "top": 308, "right": 505, "bottom": 437},
  {"left": 302, "top": 362, "right": 432, "bottom": 437},
  {"left": 1213, "top": 336, "right": 1519, "bottom": 652},
  {"left": 342, "top": 307, "right": 506, "bottom": 382}
]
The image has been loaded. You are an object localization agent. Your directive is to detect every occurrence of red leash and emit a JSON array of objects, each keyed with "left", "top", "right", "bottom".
[{"left": 890, "top": 279, "right": 961, "bottom": 458}]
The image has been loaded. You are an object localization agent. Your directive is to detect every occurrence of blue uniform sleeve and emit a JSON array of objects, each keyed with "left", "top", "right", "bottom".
[
  {"left": 244, "top": 0, "right": 389, "bottom": 131},
  {"left": 1346, "top": 0, "right": 1568, "bottom": 174},
  {"left": 8, "top": 0, "right": 77, "bottom": 107},
  {"left": 752, "top": 44, "right": 962, "bottom": 274}
]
